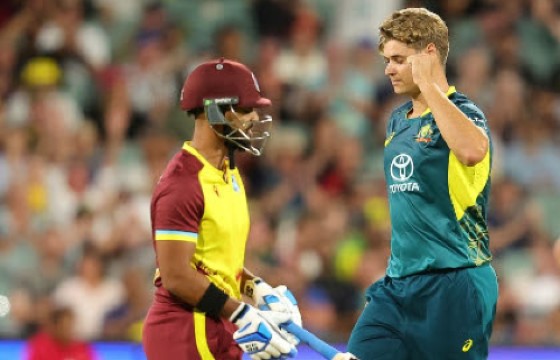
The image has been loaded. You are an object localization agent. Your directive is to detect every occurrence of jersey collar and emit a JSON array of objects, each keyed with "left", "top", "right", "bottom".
[
  {"left": 182, "top": 141, "right": 232, "bottom": 176},
  {"left": 419, "top": 85, "right": 457, "bottom": 117}
]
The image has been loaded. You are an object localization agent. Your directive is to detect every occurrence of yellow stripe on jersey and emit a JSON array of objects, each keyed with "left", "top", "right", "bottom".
[
  {"left": 448, "top": 149, "right": 490, "bottom": 220},
  {"left": 194, "top": 312, "right": 215, "bottom": 360},
  {"left": 154, "top": 230, "right": 197, "bottom": 242},
  {"left": 384, "top": 132, "right": 395, "bottom": 147},
  {"left": 420, "top": 86, "right": 457, "bottom": 117}
]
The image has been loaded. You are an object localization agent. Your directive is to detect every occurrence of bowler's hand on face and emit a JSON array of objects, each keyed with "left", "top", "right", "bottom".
[{"left": 406, "top": 52, "right": 438, "bottom": 86}]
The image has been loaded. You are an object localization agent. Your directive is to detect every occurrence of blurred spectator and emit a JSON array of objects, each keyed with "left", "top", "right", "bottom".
[
  {"left": 273, "top": 2, "right": 327, "bottom": 120},
  {"left": 258, "top": 125, "right": 310, "bottom": 219},
  {"left": 26, "top": 305, "right": 96, "bottom": 360},
  {"left": 318, "top": 136, "right": 364, "bottom": 197},
  {"left": 6, "top": 56, "right": 84, "bottom": 130},
  {"left": 243, "top": 205, "right": 282, "bottom": 280},
  {"left": 252, "top": 0, "right": 297, "bottom": 40},
  {"left": 455, "top": 45, "right": 494, "bottom": 110},
  {"left": 33, "top": 0, "right": 109, "bottom": 113},
  {"left": 53, "top": 247, "right": 124, "bottom": 340},
  {"left": 123, "top": 32, "right": 177, "bottom": 137},
  {"left": 165, "top": 0, "right": 253, "bottom": 54},
  {"left": 310, "top": 40, "right": 379, "bottom": 143},
  {"left": 0, "top": 213, "right": 37, "bottom": 338},
  {"left": 508, "top": 241, "right": 560, "bottom": 345},
  {"left": 487, "top": 68, "right": 528, "bottom": 145},
  {"left": 333, "top": 0, "right": 403, "bottom": 45},
  {"left": 0, "top": 36, "right": 18, "bottom": 100},
  {"left": 517, "top": 0, "right": 560, "bottom": 87},
  {"left": 36, "top": 0, "right": 110, "bottom": 70},
  {"left": 503, "top": 117, "right": 560, "bottom": 192},
  {"left": 489, "top": 179, "right": 543, "bottom": 255},
  {"left": 213, "top": 24, "right": 247, "bottom": 62},
  {"left": 27, "top": 226, "right": 70, "bottom": 297},
  {"left": 102, "top": 266, "right": 150, "bottom": 342}
]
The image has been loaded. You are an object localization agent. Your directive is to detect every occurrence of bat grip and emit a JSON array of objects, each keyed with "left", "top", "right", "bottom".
[{"left": 282, "top": 322, "right": 340, "bottom": 360}]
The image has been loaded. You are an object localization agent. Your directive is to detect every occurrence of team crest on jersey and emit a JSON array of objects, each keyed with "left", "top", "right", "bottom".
[
  {"left": 231, "top": 174, "right": 240, "bottom": 192},
  {"left": 416, "top": 124, "right": 433, "bottom": 143}
]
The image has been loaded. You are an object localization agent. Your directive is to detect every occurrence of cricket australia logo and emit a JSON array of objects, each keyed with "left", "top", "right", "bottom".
[
  {"left": 416, "top": 124, "right": 433, "bottom": 143},
  {"left": 389, "top": 154, "right": 420, "bottom": 193}
]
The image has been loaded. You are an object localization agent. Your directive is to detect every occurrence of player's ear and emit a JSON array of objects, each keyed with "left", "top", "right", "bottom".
[{"left": 425, "top": 43, "right": 437, "bottom": 55}]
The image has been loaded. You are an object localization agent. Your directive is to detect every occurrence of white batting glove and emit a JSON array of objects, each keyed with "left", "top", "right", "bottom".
[
  {"left": 333, "top": 352, "right": 359, "bottom": 360},
  {"left": 230, "top": 303, "right": 297, "bottom": 360},
  {"left": 244, "top": 278, "right": 302, "bottom": 346}
]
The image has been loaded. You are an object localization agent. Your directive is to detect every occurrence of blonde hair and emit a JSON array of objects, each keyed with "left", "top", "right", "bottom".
[{"left": 379, "top": 8, "right": 449, "bottom": 65}]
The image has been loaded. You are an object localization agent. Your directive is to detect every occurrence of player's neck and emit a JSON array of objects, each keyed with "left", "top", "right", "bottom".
[
  {"left": 192, "top": 141, "right": 227, "bottom": 170},
  {"left": 191, "top": 121, "right": 228, "bottom": 170}
]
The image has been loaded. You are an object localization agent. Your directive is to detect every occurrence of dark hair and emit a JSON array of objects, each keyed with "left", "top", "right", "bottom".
[
  {"left": 50, "top": 306, "right": 73, "bottom": 324},
  {"left": 186, "top": 107, "right": 205, "bottom": 119}
]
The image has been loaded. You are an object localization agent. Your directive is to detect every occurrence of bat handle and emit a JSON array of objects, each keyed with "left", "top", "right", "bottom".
[{"left": 282, "top": 322, "right": 340, "bottom": 360}]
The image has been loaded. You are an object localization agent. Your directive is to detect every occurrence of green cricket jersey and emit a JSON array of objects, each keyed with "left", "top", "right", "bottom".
[{"left": 384, "top": 86, "right": 493, "bottom": 278}]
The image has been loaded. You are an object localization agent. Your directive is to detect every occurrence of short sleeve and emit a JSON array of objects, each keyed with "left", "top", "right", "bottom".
[
  {"left": 153, "top": 179, "right": 204, "bottom": 242},
  {"left": 458, "top": 103, "right": 489, "bottom": 135}
]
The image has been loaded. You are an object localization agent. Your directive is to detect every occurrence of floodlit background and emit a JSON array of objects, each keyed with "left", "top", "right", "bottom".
[{"left": 0, "top": 0, "right": 559, "bottom": 358}]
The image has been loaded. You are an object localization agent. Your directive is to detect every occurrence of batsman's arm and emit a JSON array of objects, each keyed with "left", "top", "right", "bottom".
[{"left": 157, "top": 241, "right": 297, "bottom": 359}]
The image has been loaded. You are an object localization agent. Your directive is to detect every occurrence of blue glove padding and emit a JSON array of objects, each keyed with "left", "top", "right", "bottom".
[
  {"left": 245, "top": 278, "right": 302, "bottom": 345},
  {"left": 230, "top": 303, "right": 297, "bottom": 360}
]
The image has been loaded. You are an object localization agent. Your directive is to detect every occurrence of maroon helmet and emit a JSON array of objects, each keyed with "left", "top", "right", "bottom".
[
  {"left": 179, "top": 58, "right": 272, "bottom": 156},
  {"left": 180, "top": 58, "right": 271, "bottom": 111}
]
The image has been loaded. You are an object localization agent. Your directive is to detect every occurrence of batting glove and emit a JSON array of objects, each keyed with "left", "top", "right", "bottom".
[
  {"left": 244, "top": 278, "right": 302, "bottom": 345},
  {"left": 230, "top": 303, "right": 298, "bottom": 360}
]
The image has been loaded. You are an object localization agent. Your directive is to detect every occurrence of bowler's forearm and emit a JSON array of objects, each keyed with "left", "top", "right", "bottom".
[{"left": 419, "top": 83, "right": 488, "bottom": 166}]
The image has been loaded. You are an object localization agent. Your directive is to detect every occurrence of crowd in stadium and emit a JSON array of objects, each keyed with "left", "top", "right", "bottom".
[{"left": 0, "top": 0, "right": 559, "bottom": 349}]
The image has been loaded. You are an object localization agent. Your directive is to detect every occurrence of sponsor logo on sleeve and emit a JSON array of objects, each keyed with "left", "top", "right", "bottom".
[{"left": 470, "top": 118, "right": 487, "bottom": 129}]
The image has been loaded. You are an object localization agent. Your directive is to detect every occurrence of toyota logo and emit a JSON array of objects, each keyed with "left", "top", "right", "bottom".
[{"left": 390, "top": 154, "right": 414, "bottom": 182}]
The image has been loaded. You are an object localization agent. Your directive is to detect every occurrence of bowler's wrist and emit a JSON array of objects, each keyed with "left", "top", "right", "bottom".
[{"left": 417, "top": 81, "right": 438, "bottom": 93}]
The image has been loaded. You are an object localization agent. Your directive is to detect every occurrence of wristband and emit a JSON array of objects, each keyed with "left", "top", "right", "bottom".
[{"left": 196, "top": 283, "right": 229, "bottom": 319}]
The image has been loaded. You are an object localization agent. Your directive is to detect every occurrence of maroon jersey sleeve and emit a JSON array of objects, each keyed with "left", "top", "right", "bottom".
[{"left": 151, "top": 151, "right": 204, "bottom": 241}]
